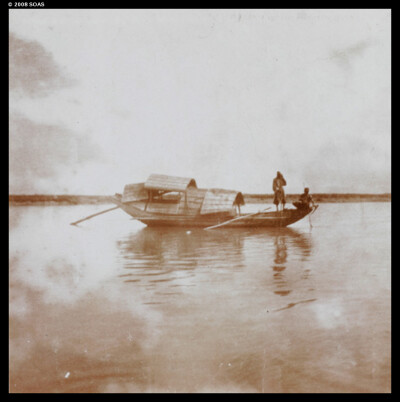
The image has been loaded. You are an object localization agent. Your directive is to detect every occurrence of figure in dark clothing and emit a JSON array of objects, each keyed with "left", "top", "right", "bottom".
[
  {"left": 293, "top": 187, "right": 315, "bottom": 210},
  {"left": 272, "top": 171, "right": 286, "bottom": 211}
]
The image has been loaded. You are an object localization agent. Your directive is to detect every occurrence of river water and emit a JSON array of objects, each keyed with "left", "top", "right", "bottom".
[{"left": 9, "top": 202, "right": 391, "bottom": 393}]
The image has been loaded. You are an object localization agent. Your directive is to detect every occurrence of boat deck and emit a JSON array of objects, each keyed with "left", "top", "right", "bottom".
[{"left": 112, "top": 196, "right": 312, "bottom": 228}]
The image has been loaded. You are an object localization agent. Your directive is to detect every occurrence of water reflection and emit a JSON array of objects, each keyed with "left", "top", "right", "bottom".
[
  {"left": 117, "top": 227, "right": 312, "bottom": 267},
  {"left": 273, "top": 235, "right": 290, "bottom": 296},
  {"left": 9, "top": 204, "right": 391, "bottom": 392},
  {"left": 268, "top": 228, "right": 313, "bottom": 297},
  {"left": 115, "top": 226, "right": 314, "bottom": 307},
  {"left": 116, "top": 228, "right": 246, "bottom": 280}
]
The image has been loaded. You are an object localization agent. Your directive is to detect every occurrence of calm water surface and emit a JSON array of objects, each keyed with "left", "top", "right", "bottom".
[{"left": 9, "top": 203, "right": 391, "bottom": 393}]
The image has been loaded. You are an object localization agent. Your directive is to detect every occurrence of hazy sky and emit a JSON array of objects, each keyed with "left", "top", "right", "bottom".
[{"left": 9, "top": 9, "right": 391, "bottom": 194}]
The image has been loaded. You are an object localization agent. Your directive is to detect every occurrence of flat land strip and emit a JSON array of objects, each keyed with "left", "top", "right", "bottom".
[{"left": 9, "top": 193, "right": 391, "bottom": 206}]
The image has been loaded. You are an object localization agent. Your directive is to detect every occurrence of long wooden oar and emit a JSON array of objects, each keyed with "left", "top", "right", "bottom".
[
  {"left": 204, "top": 207, "right": 271, "bottom": 230},
  {"left": 70, "top": 206, "right": 120, "bottom": 226}
]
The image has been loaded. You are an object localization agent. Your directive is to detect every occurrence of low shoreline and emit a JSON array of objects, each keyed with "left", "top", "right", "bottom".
[
  {"left": 9, "top": 193, "right": 391, "bottom": 206},
  {"left": 244, "top": 193, "right": 391, "bottom": 204}
]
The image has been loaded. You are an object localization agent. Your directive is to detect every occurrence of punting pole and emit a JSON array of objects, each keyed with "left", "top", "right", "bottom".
[
  {"left": 204, "top": 207, "right": 271, "bottom": 230},
  {"left": 308, "top": 204, "right": 319, "bottom": 228},
  {"left": 70, "top": 206, "right": 120, "bottom": 226}
]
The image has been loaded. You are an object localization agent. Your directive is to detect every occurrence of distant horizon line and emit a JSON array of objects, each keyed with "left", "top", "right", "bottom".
[
  {"left": 9, "top": 193, "right": 391, "bottom": 205},
  {"left": 8, "top": 192, "right": 392, "bottom": 196}
]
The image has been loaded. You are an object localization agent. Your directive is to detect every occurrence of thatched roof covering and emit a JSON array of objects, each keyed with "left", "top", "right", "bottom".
[
  {"left": 122, "top": 182, "right": 147, "bottom": 203},
  {"left": 200, "top": 189, "right": 245, "bottom": 215},
  {"left": 120, "top": 176, "right": 245, "bottom": 217},
  {"left": 178, "top": 187, "right": 208, "bottom": 215},
  {"left": 144, "top": 174, "right": 197, "bottom": 192}
]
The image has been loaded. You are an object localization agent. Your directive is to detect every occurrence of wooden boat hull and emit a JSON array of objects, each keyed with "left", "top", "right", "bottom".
[{"left": 112, "top": 197, "right": 313, "bottom": 228}]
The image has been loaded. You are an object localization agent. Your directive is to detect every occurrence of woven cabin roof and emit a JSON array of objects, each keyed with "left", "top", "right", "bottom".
[
  {"left": 179, "top": 187, "right": 208, "bottom": 215},
  {"left": 200, "top": 189, "right": 245, "bottom": 215},
  {"left": 144, "top": 174, "right": 197, "bottom": 192},
  {"left": 121, "top": 182, "right": 147, "bottom": 203}
]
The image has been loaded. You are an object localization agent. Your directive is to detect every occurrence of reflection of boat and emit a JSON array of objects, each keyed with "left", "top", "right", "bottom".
[
  {"left": 116, "top": 226, "right": 312, "bottom": 275},
  {"left": 112, "top": 174, "right": 317, "bottom": 228},
  {"left": 117, "top": 227, "right": 247, "bottom": 274},
  {"left": 116, "top": 227, "right": 314, "bottom": 294}
]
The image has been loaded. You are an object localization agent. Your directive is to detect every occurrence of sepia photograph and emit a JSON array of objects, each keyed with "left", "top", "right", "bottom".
[{"left": 9, "top": 8, "right": 391, "bottom": 393}]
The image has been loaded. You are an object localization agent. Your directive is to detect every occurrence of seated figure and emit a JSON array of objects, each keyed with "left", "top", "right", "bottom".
[{"left": 293, "top": 187, "right": 315, "bottom": 210}]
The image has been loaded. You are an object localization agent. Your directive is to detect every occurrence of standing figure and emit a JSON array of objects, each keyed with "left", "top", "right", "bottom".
[{"left": 272, "top": 171, "right": 287, "bottom": 211}]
